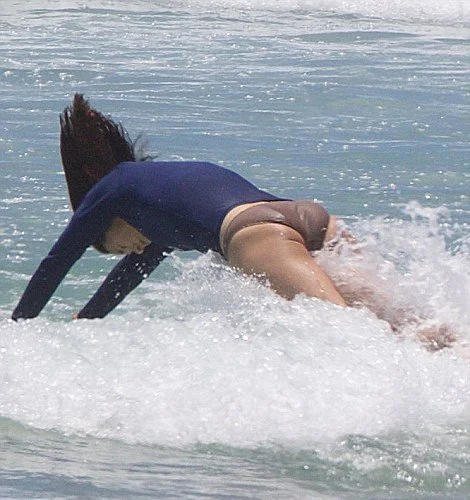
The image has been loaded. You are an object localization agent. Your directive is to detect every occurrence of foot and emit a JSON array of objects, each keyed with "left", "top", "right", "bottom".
[{"left": 416, "top": 323, "right": 456, "bottom": 352}]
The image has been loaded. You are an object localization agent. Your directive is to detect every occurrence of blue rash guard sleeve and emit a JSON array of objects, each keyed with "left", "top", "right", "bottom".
[
  {"left": 11, "top": 180, "right": 118, "bottom": 320},
  {"left": 77, "top": 243, "right": 170, "bottom": 319}
]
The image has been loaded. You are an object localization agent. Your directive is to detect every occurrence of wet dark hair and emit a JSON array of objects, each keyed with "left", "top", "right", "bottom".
[
  {"left": 60, "top": 94, "right": 136, "bottom": 211},
  {"left": 60, "top": 94, "right": 137, "bottom": 253}
]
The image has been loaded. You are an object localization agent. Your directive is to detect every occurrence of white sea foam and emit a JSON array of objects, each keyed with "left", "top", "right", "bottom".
[
  {"left": 3, "top": 0, "right": 470, "bottom": 25},
  {"left": 1, "top": 213, "right": 469, "bottom": 448},
  {"left": 181, "top": 0, "right": 470, "bottom": 24}
]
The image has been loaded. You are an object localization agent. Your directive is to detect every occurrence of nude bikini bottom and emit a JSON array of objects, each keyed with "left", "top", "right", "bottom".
[{"left": 220, "top": 200, "right": 330, "bottom": 257}]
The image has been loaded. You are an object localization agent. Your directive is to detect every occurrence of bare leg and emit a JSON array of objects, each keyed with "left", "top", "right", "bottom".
[
  {"left": 319, "top": 217, "right": 458, "bottom": 351},
  {"left": 226, "top": 223, "right": 346, "bottom": 306}
]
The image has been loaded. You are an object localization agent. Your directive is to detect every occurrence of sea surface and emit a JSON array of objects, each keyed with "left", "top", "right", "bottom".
[{"left": 1, "top": 0, "right": 469, "bottom": 498}]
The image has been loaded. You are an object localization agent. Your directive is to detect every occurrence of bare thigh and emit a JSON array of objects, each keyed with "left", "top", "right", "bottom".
[{"left": 226, "top": 223, "right": 346, "bottom": 306}]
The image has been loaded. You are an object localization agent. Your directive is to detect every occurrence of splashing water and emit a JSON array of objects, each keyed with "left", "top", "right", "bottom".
[{"left": 1, "top": 209, "right": 468, "bottom": 449}]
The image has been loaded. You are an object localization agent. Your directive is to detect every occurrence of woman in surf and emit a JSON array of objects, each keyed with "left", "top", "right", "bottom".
[{"left": 11, "top": 94, "right": 454, "bottom": 350}]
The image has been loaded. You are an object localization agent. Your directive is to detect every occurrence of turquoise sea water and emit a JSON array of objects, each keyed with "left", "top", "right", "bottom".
[{"left": 1, "top": 0, "right": 469, "bottom": 498}]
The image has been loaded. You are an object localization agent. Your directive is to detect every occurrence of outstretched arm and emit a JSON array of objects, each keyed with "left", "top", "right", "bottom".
[
  {"left": 12, "top": 190, "right": 116, "bottom": 320},
  {"left": 11, "top": 173, "right": 124, "bottom": 320},
  {"left": 77, "top": 243, "right": 170, "bottom": 319}
]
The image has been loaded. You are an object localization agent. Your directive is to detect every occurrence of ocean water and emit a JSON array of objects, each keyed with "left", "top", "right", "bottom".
[{"left": 1, "top": 0, "right": 469, "bottom": 498}]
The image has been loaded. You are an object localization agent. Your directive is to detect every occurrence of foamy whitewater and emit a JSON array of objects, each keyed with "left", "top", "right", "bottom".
[{"left": 1, "top": 0, "right": 469, "bottom": 498}]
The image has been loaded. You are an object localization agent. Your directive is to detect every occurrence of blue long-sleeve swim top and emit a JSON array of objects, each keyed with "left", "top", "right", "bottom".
[{"left": 12, "top": 161, "right": 284, "bottom": 320}]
